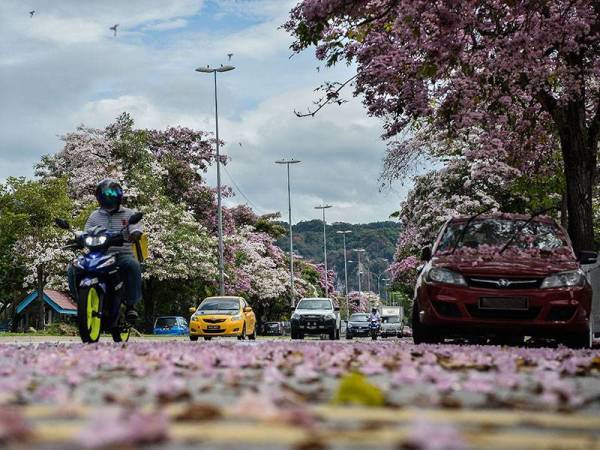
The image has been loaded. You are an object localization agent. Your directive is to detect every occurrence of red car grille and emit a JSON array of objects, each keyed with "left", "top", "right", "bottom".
[{"left": 466, "top": 277, "right": 542, "bottom": 290}]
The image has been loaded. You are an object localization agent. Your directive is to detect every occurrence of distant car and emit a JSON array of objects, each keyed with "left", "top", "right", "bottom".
[
  {"left": 263, "top": 321, "right": 283, "bottom": 336},
  {"left": 189, "top": 296, "right": 257, "bottom": 341},
  {"left": 153, "top": 316, "right": 189, "bottom": 336},
  {"left": 0, "top": 319, "right": 13, "bottom": 332},
  {"left": 345, "top": 313, "right": 371, "bottom": 339},
  {"left": 380, "top": 315, "right": 402, "bottom": 337},
  {"left": 290, "top": 297, "right": 341, "bottom": 340}
]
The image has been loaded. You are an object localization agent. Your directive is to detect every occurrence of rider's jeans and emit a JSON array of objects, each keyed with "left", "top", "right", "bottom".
[{"left": 67, "top": 254, "right": 142, "bottom": 308}]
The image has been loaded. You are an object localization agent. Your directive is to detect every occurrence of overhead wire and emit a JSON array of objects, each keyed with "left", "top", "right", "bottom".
[{"left": 221, "top": 164, "right": 264, "bottom": 214}]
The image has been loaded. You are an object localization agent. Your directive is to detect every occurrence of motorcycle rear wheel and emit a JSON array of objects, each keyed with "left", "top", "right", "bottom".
[
  {"left": 78, "top": 286, "right": 103, "bottom": 343},
  {"left": 109, "top": 304, "right": 131, "bottom": 343}
]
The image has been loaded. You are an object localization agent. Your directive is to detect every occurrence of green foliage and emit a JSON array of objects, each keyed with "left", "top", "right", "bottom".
[{"left": 277, "top": 220, "right": 401, "bottom": 292}]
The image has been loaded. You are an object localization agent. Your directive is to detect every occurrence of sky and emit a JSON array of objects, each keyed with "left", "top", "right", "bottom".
[{"left": 0, "top": 0, "right": 411, "bottom": 224}]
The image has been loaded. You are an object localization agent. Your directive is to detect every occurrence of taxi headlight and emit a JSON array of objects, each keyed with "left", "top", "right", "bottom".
[
  {"left": 541, "top": 270, "right": 587, "bottom": 289},
  {"left": 426, "top": 267, "right": 467, "bottom": 286},
  {"left": 231, "top": 314, "right": 242, "bottom": 321}
]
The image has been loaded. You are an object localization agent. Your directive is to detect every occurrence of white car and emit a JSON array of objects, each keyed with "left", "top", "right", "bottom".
[{"left": 290, "top": 297, "right": 341, "bottom": 340}]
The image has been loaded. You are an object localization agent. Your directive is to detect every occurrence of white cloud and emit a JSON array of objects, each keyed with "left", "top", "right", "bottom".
[{"left": 143, "top": 19, "right": 188, "bottom": 32}]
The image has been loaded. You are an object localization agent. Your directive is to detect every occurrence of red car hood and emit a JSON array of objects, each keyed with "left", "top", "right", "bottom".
[{"left": 433, "top": 255, "right": 579, "bottom": 277}]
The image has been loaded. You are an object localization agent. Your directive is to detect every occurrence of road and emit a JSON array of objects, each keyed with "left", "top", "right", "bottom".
[{"left": 0, "top": 336, "right": 599, "bottom": 449}]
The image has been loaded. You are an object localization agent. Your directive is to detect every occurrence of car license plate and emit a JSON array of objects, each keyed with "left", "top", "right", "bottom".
[
  {"left": 206, "top": 325, "right": 220, "bottom": 330},
  {"left": 479, "top": 297, "right": 528, "bottom": 310}
]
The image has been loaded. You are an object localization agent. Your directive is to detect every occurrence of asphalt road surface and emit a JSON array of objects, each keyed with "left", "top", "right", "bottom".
[{"left": 0, "top": 336, "right": 599, "bottom": 449}]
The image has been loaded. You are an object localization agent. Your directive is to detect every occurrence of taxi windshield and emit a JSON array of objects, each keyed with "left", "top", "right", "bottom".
[{"left": 199, "top": 298, "right": 240, "bottom": 311}]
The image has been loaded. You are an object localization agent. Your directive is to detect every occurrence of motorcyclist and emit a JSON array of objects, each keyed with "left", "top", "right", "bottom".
[
  {"left": 67, "top": 179, "right": 143, "bottom": 323},
  {"left": 368, "top": 307, "right": 381, "bottom": 323}
]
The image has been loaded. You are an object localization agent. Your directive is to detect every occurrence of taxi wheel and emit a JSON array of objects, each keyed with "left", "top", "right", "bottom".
[
  {"left": 237, "top": 324, "right": 246, "bottom": 340},
  {"left": 190, "top": 336, "right": 198, "bottom": 341},
  {"left": 203, "top": 336, "right": 212, "bottom": 341}
]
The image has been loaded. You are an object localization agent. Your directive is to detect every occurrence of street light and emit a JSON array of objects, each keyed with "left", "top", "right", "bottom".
[
  {"left": 353, "top": 249, "right": 366, "bottom": 295},
  {"left": 315, "top": 204, "right": 333, "bottom": 297},
  {"left": 195, "top": 63, "right": 235, "bottom": 295},
  {"left": 275, "top": 158, "right": 301, "bottom": 307},
  {"left": 382, "top": 278, "right": 390, "bottom": 303},
  {"left": 336, "top": 230, "right": 352, "bottom": 319},
  {"left": 375, "top": 258, "right": 389, "bottom": 299}
]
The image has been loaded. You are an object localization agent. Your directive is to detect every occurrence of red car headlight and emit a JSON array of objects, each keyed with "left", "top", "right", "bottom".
[
  {"left": 540, "top": 270, "right": 587, "bottom": 289},
  {"left": 426, "top": 267, "right": 467, "bottom": 286}
]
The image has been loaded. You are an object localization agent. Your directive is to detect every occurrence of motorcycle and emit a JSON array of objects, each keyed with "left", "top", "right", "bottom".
[
  {"left": 55, "top": 213, "right": 144, "bottom": 343},
  {"left": 369, "top": 318, "right": 381, "bottom": 341}
]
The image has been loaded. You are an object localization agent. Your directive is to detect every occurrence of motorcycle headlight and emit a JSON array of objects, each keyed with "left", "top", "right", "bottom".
[
  {"left": 84, "top": 235, "right": 108, "bottom": 247},
  {"left": 541, "top": 270, "right": 587, "bottom": 289},
  {"left": 426, "top": 267, "right": 467, "bottom": 286},
  {"left": 96, "top": 256, "right": 116, "bottom": 269}
]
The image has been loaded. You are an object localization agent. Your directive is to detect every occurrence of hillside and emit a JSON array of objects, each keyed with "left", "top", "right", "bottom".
[{"left": 275, "top": 220, "right": 401, "bottom": 295}]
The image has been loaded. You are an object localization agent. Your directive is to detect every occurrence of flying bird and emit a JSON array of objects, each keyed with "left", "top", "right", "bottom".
[
  {"left": 109, "top": 24, "right": 119, "bottom": 36},
  {"left": 227, "top": 53, "right": 233, "bottom": 62},
  {"left": 29, "top": 10, "right": 35, "bottom": 18}
]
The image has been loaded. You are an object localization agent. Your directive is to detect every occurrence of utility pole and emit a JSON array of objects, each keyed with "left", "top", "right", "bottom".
[
  {"left": 315, "top": 205, "right": 333, "bottom": 296},
  {"left": 275, "top": 158, "right": 301, "bottom": 307},
  {"left": 336, "top": 230, "right": 352, "bottom": 319},
  {"left": 196, "top": 63, "right": 235, "bottom": 295}
]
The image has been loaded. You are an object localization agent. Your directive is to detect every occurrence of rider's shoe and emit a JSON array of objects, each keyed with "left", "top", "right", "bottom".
[{"left": 126, "top": 308, "right": 139, "bottom": 323}]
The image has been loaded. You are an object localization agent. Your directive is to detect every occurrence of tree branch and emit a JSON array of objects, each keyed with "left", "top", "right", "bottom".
[{"left": 294, "top": 74, "right": 358, "bottom": 118}]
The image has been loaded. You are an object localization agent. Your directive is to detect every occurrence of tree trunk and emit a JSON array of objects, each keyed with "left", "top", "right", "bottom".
[
  {"left": 37, "top": 265, "right": 45, "bottom": 330},
  {"left": 558, "top": 101, "right": 597, "bottom": 255}
]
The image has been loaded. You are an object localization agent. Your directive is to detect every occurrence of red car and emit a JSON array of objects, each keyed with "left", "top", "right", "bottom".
[{"left": 413, "top": 213, "right": 597, "bottom": 347}]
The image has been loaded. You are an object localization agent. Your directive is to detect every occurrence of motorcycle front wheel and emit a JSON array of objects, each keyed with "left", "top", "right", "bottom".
[{"left": 78, "top": 286, "right": 103, "bottom": 343}]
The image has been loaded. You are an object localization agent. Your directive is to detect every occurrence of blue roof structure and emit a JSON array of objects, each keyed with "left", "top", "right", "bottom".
[{"left": 16, "top": 291, "right": 77, "bottom": 316}]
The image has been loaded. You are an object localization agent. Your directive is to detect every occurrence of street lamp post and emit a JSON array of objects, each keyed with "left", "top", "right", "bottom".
[
  {"left": 336, "top": 230, "right": 352, "bottom": 319},
  {"left": 195, "top": 63, "right": 235, "bottom": 296},
  {"left": 382, "top": 278, "right": 390, "bottom": 303},
  {"left": 275, "top": 158, "right": 301, "bottom": 307},
  {"left": 375, "top": 258, "right": 389, "bottom": 299},
  {"left": 354, "top": 249, "right": 366, "bottom": 295},
  {"left": 315, "top": 205, "right": 333, "bottom": 297}
]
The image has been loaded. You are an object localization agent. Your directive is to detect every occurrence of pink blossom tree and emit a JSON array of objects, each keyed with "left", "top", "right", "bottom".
[{"left": 286, "top": 0, "right": 600, "bottom": 254}]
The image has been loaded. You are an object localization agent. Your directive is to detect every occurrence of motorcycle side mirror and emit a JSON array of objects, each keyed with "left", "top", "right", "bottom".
[
  {"left": 54, "top": 218, "right": 71, "bottom": 230},
  {"left": 420, "top": 245, "right": 432, "bottom": 261},
  {"left": 128, "top": 212, "right": 143, "bottom": 225},
  {"left": 578, "top": 250, "right": 598, "bottom": 265}
]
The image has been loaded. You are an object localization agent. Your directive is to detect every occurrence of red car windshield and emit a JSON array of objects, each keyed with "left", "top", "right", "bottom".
[{"left": 436, "top": 218, "right": 573, "bottom": 258}]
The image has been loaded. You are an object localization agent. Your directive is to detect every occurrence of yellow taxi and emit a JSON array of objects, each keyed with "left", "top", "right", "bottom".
[{"left": 189, "top": 296, "right": 257, "bottom": 341}]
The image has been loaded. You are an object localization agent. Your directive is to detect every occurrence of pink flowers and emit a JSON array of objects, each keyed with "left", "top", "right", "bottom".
[{"left": 76, "top": 408, "right": 169, "bottom": 448}]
